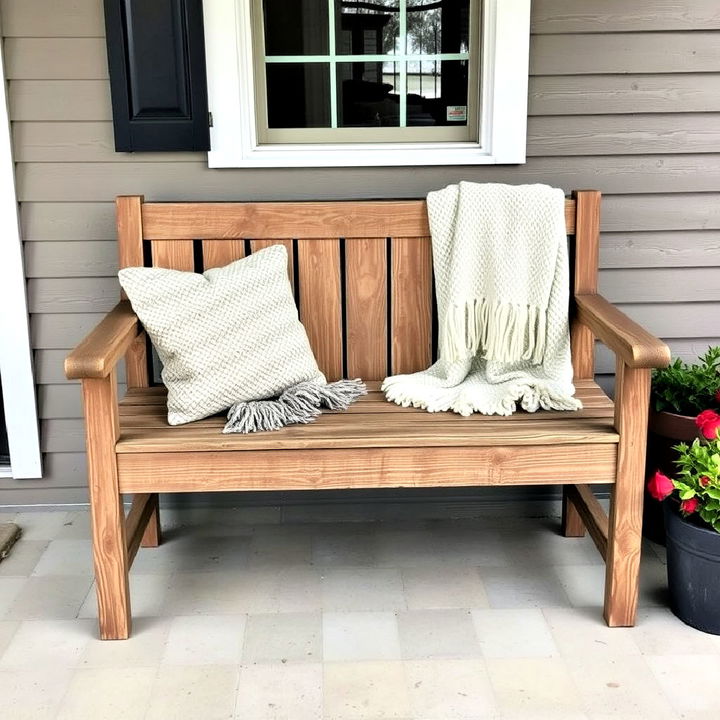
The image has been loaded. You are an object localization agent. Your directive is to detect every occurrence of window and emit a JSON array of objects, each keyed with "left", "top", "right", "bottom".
[{"left": 204, "top": 0, "right": 531, "bottom": 167}]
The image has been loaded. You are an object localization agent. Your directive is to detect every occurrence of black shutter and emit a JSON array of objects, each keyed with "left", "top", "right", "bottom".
[{"left": 104, "top": 0, "right": 210, "bottom": 152}]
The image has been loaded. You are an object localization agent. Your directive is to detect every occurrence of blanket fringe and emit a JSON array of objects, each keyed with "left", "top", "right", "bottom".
[
  {"left": 223, "top": 379, "right": 367, "bottom": 434},
  {"left": 439, "top": 297, "right": 546, "bottom": 365}
]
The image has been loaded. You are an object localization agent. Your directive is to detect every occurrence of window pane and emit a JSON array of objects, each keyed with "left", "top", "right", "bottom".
[
  {"left": 337, "top": 62, "right": 400, "bottom": 127},
  {"left": 336, "top": 0, "right": 399, "bottom": 55},
  {"left": 407, "top": 0, "right": 470, "bottom": 55},
  {"left": 406, "top": 59, "right": 468, "bottom": 126},
  {"left": 266, "top": 64, "right": 331, "bottom": 128},
  {"left": 263, "top": 0, "right": 329, "bottom": 55}
]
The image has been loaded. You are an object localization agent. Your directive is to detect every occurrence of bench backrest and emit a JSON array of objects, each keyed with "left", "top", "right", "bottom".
[{"left": 117, "top": 192, "right": 600, "bottom": 386}]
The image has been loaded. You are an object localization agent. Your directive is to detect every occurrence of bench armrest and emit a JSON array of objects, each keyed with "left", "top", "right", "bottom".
[
  {"left": 65, "top": 301, "right": 139, "bottom": 380},
  {"left": 575, "top": 294, "right": 671, "bottom": 369}
]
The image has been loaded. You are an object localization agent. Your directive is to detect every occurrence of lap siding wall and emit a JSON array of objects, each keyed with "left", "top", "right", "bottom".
[{"left": 2, "top": 0, "right": 719, "bottom": 504}]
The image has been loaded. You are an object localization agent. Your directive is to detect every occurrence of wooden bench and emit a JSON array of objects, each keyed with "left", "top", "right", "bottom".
[{"left": 65, "top": 192, "right": 671, "bottom": 640}]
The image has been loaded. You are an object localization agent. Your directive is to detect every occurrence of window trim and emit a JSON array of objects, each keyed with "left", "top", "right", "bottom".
[{"left": 203, "top": 0, "right": 531, "bottom": 167}]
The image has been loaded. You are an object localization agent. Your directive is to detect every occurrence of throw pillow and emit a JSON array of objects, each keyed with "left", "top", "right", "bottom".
[{"left": 119, "top": 245, "right": 326, "bottom": 425}]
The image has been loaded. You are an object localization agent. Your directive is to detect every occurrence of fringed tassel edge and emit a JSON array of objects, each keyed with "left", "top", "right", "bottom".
[
  {"left": 439, "top": 297, "right": 547, "bottom": 366},
  {"left": 223, "top": 379, "right": 367, "bottom": 434}
]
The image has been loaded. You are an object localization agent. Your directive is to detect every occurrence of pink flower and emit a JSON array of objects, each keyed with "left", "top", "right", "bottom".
[
  {"left": 647, "top": 471, "right": 674, "bottom": 501},
  {"left": 696, "top": 410, "right": 720, "bottom": 440},
  {"left": 680, "top": 497, "right": 700, "bottom": 515},
  {"left": 700, "top": 476, "right": 711, "bottom": 487}
]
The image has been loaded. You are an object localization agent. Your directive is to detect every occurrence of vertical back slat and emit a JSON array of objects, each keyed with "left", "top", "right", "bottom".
[
  {"left": 571, "top": 190, "right": 601, "bottom": 380},
  {"left": 250, "top": 239, "right": 295, "bottom": 290},
  {"left": 201, "top": 240, "right": 245, "bottom": 269},
  {"left": 345, "top": 238, "right": 387, "bottom": 380},
  {"left": 391, "top": 237, "right": 432, "bottom": 375},
  {"left": 117, "top": 195, "right": 148, "bottom": 388},
  {"left": 151, "top": 241, "right": 195, "bottom": 271},
  {"left": 297, "top": 239, "right": 343, "bottom": 381}
]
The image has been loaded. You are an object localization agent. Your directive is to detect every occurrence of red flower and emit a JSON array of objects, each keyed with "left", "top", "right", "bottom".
[
  {"left": 696, "top": 410, "right": 720, "bottom": 440},
  {"left": 680, "top": 497, "right": 700, "bottom": 515},
  {"left": 647, "top": 471, "right": 674, "bottom": 501},
  {"left": 700, "top": 476, "right": 711, "bottom": 487}
]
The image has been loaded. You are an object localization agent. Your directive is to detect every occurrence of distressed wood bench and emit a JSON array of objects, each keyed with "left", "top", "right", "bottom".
[{"left": 65, "top": 192, "right": 670, "bottom": 639}]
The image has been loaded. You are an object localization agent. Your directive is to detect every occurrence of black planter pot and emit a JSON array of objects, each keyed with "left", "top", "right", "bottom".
[
  {"left": 644, "top": 410, "right": 699, "bottom": 545},
  {"left": 664, "top": 502, "right": 720, "bottom": 635}
]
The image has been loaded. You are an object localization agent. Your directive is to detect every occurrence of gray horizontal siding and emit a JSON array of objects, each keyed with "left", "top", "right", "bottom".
[
  {"left": 13, "top": 115, "right": 720, "bottom": 162},
  {"left": 2, "top": 0, "right": 719, "bottom": 506}
]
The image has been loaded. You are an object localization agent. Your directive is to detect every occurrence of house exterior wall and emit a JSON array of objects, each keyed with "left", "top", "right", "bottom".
[{"left": 2, "top": 0, "right": 719, "bottom": 504}]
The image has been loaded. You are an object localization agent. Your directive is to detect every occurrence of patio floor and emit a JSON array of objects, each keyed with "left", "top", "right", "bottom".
[{"left": 0, "top": 506, "right": 717, "bottom": 719}]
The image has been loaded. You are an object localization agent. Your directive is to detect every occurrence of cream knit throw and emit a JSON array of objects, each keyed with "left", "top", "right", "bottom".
[{"left": 382, "top": 182, "right": 582, "bottom": 416}]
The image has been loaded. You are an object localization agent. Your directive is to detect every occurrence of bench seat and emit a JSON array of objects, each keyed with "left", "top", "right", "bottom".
[
  {"left": 117, "top": 380, "right": 618, "bottom": 453},
  {"left": 114, "top": 381, "right": 620, "bottom": 496}
]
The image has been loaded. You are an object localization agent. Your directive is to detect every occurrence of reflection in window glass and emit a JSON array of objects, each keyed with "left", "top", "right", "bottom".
[
  {"left": 336, "top": 0, "right": 399, "bottom": 56},
  {"left": 266, "top": 64, "right": 331, "bottom": 128},
  {"left": 406, "top": 59, "right": 468, "bottom": 127},
  {"left": 407, "top": 0, "right": 470, "bottom": 55},
  {"left": 263, "top": 0, "right": 329, "bottom": 55},
  {"left": 337, "top": 62, "right": 400, "bottom": 127}
]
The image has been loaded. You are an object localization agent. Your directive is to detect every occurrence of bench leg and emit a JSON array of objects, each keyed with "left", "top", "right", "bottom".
[
  {"left": 141, "top": 494, "right": 162, "bottom": 548},
  {"left": 603, "top": 363, "right": 650, "bottom": 627},
  {"left": 561, "top": 487, "right": 586, "bottom": 537},
  {"left": 83, "top": 375, "right": 131, "bottom": 640}
]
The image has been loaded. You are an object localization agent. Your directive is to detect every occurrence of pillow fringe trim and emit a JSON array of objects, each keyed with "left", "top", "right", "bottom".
[{"left": 223, "top": 379, "right": 367, "bottom": 434}]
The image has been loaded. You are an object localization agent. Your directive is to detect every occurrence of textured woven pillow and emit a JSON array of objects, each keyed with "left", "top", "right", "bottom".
[{"left": 119, "top": 245, "right": 326, "bottom": 425}]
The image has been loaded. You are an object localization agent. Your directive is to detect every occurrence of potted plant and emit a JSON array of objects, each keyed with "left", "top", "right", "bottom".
[
  {"left": 644, "top": 346, "right": 720, "bottom": 543},
  {"left": 647, "top": 410, "right": 720, "bottom": 634}
]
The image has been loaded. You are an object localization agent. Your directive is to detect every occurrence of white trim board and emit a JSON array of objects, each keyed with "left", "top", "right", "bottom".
[
  {"left": 203, "top": 0, "right": 531, "bottom": 168},
  {"left": 0, "top": 33, "right": 43, "bottom": 479}
]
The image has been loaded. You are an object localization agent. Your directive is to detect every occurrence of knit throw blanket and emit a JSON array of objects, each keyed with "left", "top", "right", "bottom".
[{"left": 382, "top": 182, "right": 582, "bottom": 416}]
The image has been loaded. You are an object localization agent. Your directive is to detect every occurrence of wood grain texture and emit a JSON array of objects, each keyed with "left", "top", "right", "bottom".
[
  {"left": 20, "top": 157, "right": 720, "bottom": 201},
  {"left": 8, "top": 80, "right": 113, "bottom": 121},
  {"left": 115, "top": 380, "right": 618, "bottom": 452},
  {"left": 527, "top": 114, "right": 720, "bottom": 156},
  {"left": 139, "top": 200, "right": 574, "bottom": 239},
  {"left": 531, "top": 32, "right": 720, "bottom": 75},
  {"left": 604, "top": 361, "right": 652, "bottom": 627},
  {"left": 571, "top": 190, "right": 600, "bottom": 380},
  {"left": 143, "top": 201, "right": 430, "bottom": 239},
  {"left": 24, "top": 240, "right": 118, "bottom": 277},
  {"left": 124, "top": 492, "right": 155, "bottom": 565},
  {"left": 125, "top": 333, "right": 149, "bottom": 389},
  {"left": 576, "top": 294, "right": 671, "bottom": 369},
  {"left": 345, "top": 238, "right": 388, "bottom": 380},
  {"left": 65, "top": 301, "right": 138, "bottom": 379},
  {"left": 117, "top": 444, "right": 618, "bottom": 493},
  {"left": 2, "top": 0, "right": 105, "bottom": 37},
  {"left": 529, "top": 74, "right": 720, "bottom": 116},
  {"left": 391, "top": 237, "right": 432, "bottom": 375},
  {"left": 297, "top": 239, "right": 343, "bottom": 381},
  {"left": 140, "top": 495, "right": 161, "bottom": 548},
  {"left": 81, "top": 373, "right": 131, "bottom": 640},
  {"left": 151, "top": 239, "right": 194, "bottom": 271},
  {"left": 201, "top": 239, "right": 245, "bottom": 269},
  {"left": 561, "top": 487, "right": 586, "bottom": 538},
  {"left": 565, "top": 484, "right": 609, "bottom": 560},
  {"left": 4, "top": 38, "right": 108, "bottom": 79},
  {"left": 531, "top": 0, "right": 720, "bottom": 34}
]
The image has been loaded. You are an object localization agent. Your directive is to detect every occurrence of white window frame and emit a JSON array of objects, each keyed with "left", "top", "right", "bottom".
[{"left": 203, "top": 0, "right": 531, "bottom": 168}]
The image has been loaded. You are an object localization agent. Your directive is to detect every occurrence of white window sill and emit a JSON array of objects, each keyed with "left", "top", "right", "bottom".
[{"left": 208, "top": 142, "right": 525, "bottom": 169}]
